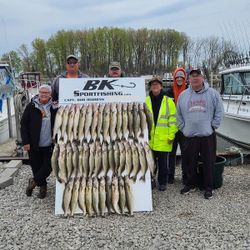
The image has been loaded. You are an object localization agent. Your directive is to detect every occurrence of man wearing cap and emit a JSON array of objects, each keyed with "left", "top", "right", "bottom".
[
  {"left": 108, "top": 61, "right": 123, "bottom": 77},
  {"left": 165, "top": 67, "right": 188, "bottom": 184},
  {"left": 177, "top": 68, "right": 224, "bottom": 199},
  {"left": 51, "top": 55, "right": 89, "bottom": 102},
  {"left": 145, "top": 77, "right": 178, "bottom": 191}
]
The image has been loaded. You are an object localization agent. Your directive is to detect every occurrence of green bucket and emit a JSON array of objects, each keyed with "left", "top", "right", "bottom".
[{"left": 197, "top": 156, "right": 226, "bottom": 189}]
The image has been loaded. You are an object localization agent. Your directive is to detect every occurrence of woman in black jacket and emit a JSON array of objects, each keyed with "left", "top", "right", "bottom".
[{"left": 21, "top": 84, "right": 57, "bottom": 199}]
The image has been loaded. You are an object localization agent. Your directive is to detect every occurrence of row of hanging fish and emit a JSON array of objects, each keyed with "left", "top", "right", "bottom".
[
  {"left": 62, "top": 175, "right": 134, "bottom": 217},
  {"left": 52, "top": 102, "right": 153, "bottom": 144},
  {"left": 51, "top": 139, "right": 156, "bottom": 184}
]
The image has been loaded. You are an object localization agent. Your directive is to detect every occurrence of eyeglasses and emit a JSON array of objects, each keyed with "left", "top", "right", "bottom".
[{"left": 67, "top": 60, "right": 78, "bottom": 65}]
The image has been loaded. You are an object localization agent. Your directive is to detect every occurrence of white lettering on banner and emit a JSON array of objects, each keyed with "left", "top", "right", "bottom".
[{"left": 59, "top": 78, "right": 146, "bottom": 105}]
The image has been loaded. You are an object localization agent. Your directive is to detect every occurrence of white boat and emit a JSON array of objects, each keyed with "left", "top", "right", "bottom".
[{"left": 217, "top": 65, "right": 250, "bottom": 149}]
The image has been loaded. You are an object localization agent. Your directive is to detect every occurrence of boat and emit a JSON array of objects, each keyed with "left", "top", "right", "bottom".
[{"left": 216, "top": 65, "right": 250, "bottom": 150}]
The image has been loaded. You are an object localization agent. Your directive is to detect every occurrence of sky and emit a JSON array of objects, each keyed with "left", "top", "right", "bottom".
[{"left": 0, "top": 0, "right": 250, "bottom": 56}]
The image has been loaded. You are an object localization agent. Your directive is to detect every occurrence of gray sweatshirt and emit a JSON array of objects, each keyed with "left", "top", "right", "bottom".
[{"left": 177, "top": 82, "right": 224, "bottom": 137}]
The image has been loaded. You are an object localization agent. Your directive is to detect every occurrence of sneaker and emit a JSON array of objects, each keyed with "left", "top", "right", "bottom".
[
  {"left": 204, "top": 191, "right": 213, "bottom": 199},
  {"left": 159, "top": 185, "right": 166, "bottom": 191},
  {"left": 180, "top": 186, "right": 196, "bottom": 195}
]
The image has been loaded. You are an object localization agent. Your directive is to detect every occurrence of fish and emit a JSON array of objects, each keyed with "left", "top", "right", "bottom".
[
  {"left": 67, "top": 105, "right": 75, "bottom": 143},
  {"left": 144, "top": 142, "right": 156, "bottom": 177},
  {"left": 117, "top": 141, "right": 126, "bottom": 176},
  {"left": 51, "top": 143, "right": 59, "bottom": 179},
  {"left": 61, "top": 105, "right": 70, "bottom": 143},
  {"left": 52, "top": 106, "right": 64, "bottom": 142},
  {"left": 139, "top": 103, "right": 147, "bottom": 139},
  {"left": 92, "top": 177, "right": 100, "bottom": 216},
  {"left": 93, "top": 141, "right": 102, "bottom": 177},
  {"left": 70, "top": 177, "right": 80, "bottom": 217},
  {"left": 78, "top": 177, "right": 87, "bottom": 216},
  {"left": 107, "top": 143, "right": 115, "bottom": 176},
  {"left": 116, "top": 103, "right": 122, "bottom": 140},
  {"left": 58, "top": 142, "right": 67, "bottom": 183},
  {"left": 82, "top": 142, "right": 90, "bottom": 178},
  {"left": 84, "top": 104, "right": 93, "bottom": 143},
  {"left": 101, "top": 141, "right": 109, "bottom": 177},
  {"left": 85, "top": 178, "right": 93, "bottom": 217},
  {"left": 124, "top": 176, "right": 134, "bottom": 216},
  {"left": 99, "top": 177, "right": 106, "bottom": 217},
  {"left": 144, "top": 103, "right": 153, "bottom": 140},
  {"left": 109, "top": 103, "right": 117, "bottom": 142},
  {"left": 133, "top": 102, "right": 141, "bottom": 140},
  {"left": 73, "top": 104, "right": 81, "bottom": 140},
  {"left": 137, "top": 142, "right": 148, "bottom": 182},
  {"left": 111, "top": 176, "right": 121, "bottom": 214},
  {"left": 78, "top": 105, "right": 87, "bottom": 143},
  {"left": 90, "top": 103, "right": 99, "bottom": 142},
  {"left": 71, "top": 142, "right": 79, "bottom": 178},
  {"left": 88, "top": 142, "right": 95, "bottom": 178},
  {"left": 96, "top": 104, "right": 105, "bottom": 142},
  {"left": 105, "top": 176, "right": 112, "bottom": 214},
  {"left": 130, "top": 142, "right": 140, "bottom": 182},
  {"left": 123, "top": 141, "right": 132, "bottom": 176},
  {"left": 62, "top": 178, "right": 74, "bottom": 217},
  {"left": 122, "top": 103, "right": 129, "bottom": 140},
  {"left": 65, "top": 142, "right": 73, "bottom": 180},
  {"left": 77, "top": 145, "right": 83, "bottom": 178},
  {"left": 113, "top": 141, "right": 120, "bottom": 175},
  {"left": 118, "top": 177, "right": 126, "bottom": 215},
  {"left": 103, "top": 103, "right": 110, "bottom": 143},
  {"left": 128, "top": 102, "right": 134, "bottom": 138}
]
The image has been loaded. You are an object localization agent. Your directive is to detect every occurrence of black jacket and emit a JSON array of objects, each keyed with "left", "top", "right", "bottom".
[
  {"left": 149, "top": 90, "right": 164, "bottom": 125},
  {"left": 20, "top": 102, "right": 57, "bottom": 151}
]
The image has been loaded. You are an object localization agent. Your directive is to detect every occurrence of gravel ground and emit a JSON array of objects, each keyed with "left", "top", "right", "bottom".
[{"left": 0, "top": 164, "right": 249, "bottom": 250}]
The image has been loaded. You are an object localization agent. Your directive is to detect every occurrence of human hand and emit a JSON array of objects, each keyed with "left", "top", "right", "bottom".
[
  {"left": 23, "top": 144, "right": 30, "bottom": 151},
  {"left": 168, "top": 139, "right": 174, "bottom": 144}
]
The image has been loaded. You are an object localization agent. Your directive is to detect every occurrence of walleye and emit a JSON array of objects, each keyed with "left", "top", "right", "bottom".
[
  {"left": 139, "top": 103, "right": 147, "bottom": 139},
  {"left": 71, "top": 142, "right": 79, "bottom": 178},
  {"left": 78, "top": 177, "right": 87, "bottom": 216},
  {"left": 51, "top": 143, "right": 59, "bottom": 179},
  {"left": 77, "top": 145, "right": 83, "bottom": 178},
  {"left": 111, "top": 176, "right": 120, "bottom": 214},
  {"left": 123, "top": 141, "right": 132, "bottom": 176},
  {"left": 128, "top": 102, "right": 134, "bottom": 138},
  {"left": 103, "top": 103, "right": 110, "bottom": 143},
  {"left": 61, "top": 105, "right": 70, "bottom": 143},
  {"left": 105, "top": 176, "right": 112, "bottom": 214},
  {"left": 137, "top": 142, "right": 148, "bottom": 182},
  {"left": 124, "top": 176, "right": 134, "bottom": 216},
  {"left": 144, "top": 142, "right": 156, "bottom": 177},
  {"left": 53, "top": 106, "right": 64, "bottom": 142},
  {"left": 78, "top": 105, "right": 87, "bottom": 143},
  {"left": 133, "top": 102, "right": 141, "bottom": 140},
  {"left": 73, "top": 104, "right": 81, "bottom": 140},
  {"left": 130, "top": 142, "right": 140, "bottom": 182},
  {"left": 117, "top": 141, "right": 126, "bottom": 176},
  {"left": 65, "top": 142, "right": 73, "bottom": 180},
  {"left": 122, "top": 103, "right": 129, "bottom": 140},
  {"left": 67, "top": 105, "right": 75, "bottom": 143},
  {"left": 101, "top": 141, "right": 109, "bottom": 177},
  {"left": 92, "top": 177, "right": 100, "bottom": 216},
  {"left": 85, "top": 178, "right": 93, "bottom": 217},
  {"left": 88, "top": 142, "right": 95, "bottom": 178},
  {"left": 84, "top": 104, "right": 93, "bottom": 143},
  {"left": 113, "top": 141, "right": 120, "bottom": 175},
  {"left": 58, "top": 142, "right": 67, "bottom": 183},
  {"left": 62, "top": 178, "right": 74, "bottom": 217},
  {"left": 93, "top": 141, "right": 102, "bottom": 177},
  {"left": 82, "top": 142, "right": 90, "bottom": 178},
  {"left": 116, "top": 103, "right": 122, "bottom": 140},
  {"left": 118, "top": 177, "right": 126, "bottom": 215},
  {"left": 90, "top": 103, "right": 99, "bottom": 142},
  {"left": 70, "top": 177, "right": 80, "bottom": 217},
  {"left": 144, "top": 103, "right": 153, "bottom": 140},
  {"left": 99, "top": 177, "right": 106, "bottom": 217},
  {"left": 108, "top": 143, "right": 115, "bottom": 176},
  {"left": 96, "top": 104, "right": 105, "bottom": 142},
  {"left": 110, "top": 103, "right": 117, "bottom": 142}
]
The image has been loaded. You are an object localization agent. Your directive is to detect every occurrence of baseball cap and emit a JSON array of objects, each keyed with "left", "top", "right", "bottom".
[
  {"left": 175, "top": 71, "right": 185, "bottom": 79},
  {"left": 109, "top": 61, "right": 121, "bottom": 70},
  {"left": 66, "top": 54, "right": 78, "bottom": 62},
  {"left": 189, "top": 68, "right": 203, "bottom": 76},
  {"left": 148, "top": 77, "right": 163, "bottom": 86}
]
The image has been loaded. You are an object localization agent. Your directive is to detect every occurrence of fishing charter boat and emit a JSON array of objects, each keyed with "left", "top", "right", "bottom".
[{"left": 217, "top": 65, "right": 250, "bottom": 149}]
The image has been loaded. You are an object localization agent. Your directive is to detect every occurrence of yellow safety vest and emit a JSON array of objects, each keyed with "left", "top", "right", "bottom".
[{"left": 145, "top": 95, "right": 178, "bottom": 152}]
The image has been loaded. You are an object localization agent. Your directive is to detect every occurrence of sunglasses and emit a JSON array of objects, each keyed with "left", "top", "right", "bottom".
[{"left": 67, "top": 60, "right": 78, "bottom": 65}]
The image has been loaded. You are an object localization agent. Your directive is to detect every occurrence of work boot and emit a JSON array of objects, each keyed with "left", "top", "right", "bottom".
[
  {"left": 26, "top": 178, "right": 36, "bottom": 196},
  {"left": 37, "top": 186, "right": 47, "bottom": 199}
]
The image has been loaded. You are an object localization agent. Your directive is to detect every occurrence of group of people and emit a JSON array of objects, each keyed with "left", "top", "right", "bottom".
[{"left": 21, "top": 54, "right": 224, "bottom": 200}]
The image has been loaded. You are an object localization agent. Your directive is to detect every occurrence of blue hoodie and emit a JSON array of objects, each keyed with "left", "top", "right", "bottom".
[{"left": 177, "top": 82, "right": 224, "bottom": 137}]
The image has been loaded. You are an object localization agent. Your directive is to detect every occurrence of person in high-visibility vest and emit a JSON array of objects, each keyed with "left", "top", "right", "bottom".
[{"left": 146, "top": 77, "right": 178, "bottom": 191}]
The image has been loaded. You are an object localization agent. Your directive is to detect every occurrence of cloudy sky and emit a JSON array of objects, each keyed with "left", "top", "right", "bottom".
[{"left": 0, "top": 0, "right": 250, "bottom": 56}]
